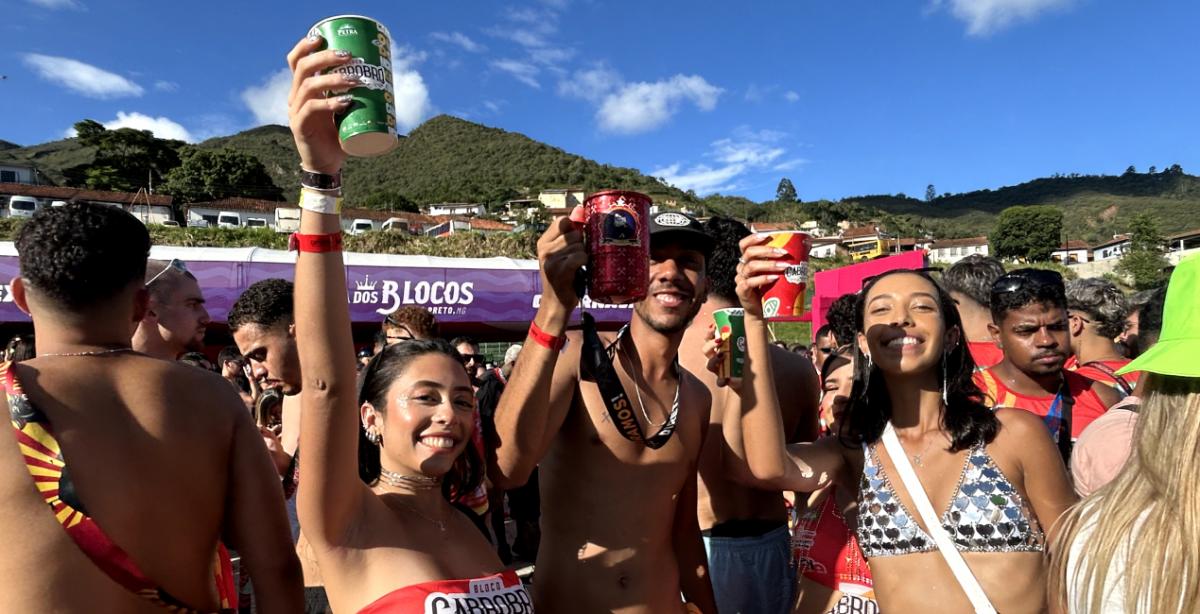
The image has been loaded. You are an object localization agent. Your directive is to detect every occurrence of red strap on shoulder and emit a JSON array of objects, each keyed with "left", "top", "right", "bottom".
[{"left": 289, "top": 232, "right": 343, "bottom": 253}]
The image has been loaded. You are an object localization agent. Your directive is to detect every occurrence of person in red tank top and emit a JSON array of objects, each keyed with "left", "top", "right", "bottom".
[
  {"left": 942, "top": 255, "right": 1007, "bottom": 370},
  {"left": 1064, "top": 278, "right": 1139, "bottom": 396},
  {"left": 980, "top": 269, "right": 1121, "bottom": 449}
]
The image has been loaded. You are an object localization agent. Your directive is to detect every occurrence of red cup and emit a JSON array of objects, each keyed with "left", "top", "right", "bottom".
[
  {"left": 760, "top": 231, "right": 811, "bottom": 321},
  {"left": 583, "top": 190, "right": 650, "bottom": 305}
]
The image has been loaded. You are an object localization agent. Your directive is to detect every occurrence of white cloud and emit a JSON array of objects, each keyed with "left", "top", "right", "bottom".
[
  {"left": 930, "top": 0, "right": 1074, "bottom": 35},
  {"left": 557, "top": 64, "right": 622, "bottom": 102},
  {"left": 651, "top": 127, "right": 803, "bottom": 195},
  {"left": 240, "top": 68, "right": 291, "bottom": 126},
  {"left": 744, "top": 83, "right": 778, "bottom": 103},
  {"left": 784, "top": 90, "right": 800, "bottom": 103},
  {"left": 25, "top": 0, "right": 84, "bottom": 9},
  {"left": 483, "top": 100, "right": 504, "bottom": 114},
  {"left": 64, "top": 112, "right": 195, "bottom": 142},
  {"left": 154, "top": 80, "right": 179, "bottom": 92},
  {"left": 597, "top": 75, "right": 722, "bottom": 135},
  {"left": 22, "top": 53, "right": 142, "bottom": 99},
  {"left": 492, "top": 59, "right": 541, "bottom": 88},
  {"left": 430, "top": 31, "right": 485, "bottom": 53},
  {"left": 240, "top": 47, "right": 433, "bottom": 132}
]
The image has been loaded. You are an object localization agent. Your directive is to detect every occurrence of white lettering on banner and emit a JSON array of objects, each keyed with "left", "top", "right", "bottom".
[
  {"left": 349, "top": 275, "right": 476, "bottom": 316},
  {"left": 531, "top": 294, "right": 632, "bottom": 310},
  {"left": 423, "top": 581, "right": 533, "bottom": 614}
]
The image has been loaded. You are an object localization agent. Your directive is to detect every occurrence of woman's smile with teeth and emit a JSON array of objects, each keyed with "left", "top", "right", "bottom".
[
  {"left": 420, "top": 436, "right": 456, "bottom": 449},
  {"left": 886, "top": 336, "right": 921, "bottom": 348}
]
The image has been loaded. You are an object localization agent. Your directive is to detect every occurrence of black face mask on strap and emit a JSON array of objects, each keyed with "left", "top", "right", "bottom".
[{"left": 579, "top": 312, "right": 679, "bottom": 449}]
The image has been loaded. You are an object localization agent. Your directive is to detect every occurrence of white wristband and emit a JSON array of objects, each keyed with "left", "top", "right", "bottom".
[{"left": 299, "top": 188, "right": 343, "bottom": 215}]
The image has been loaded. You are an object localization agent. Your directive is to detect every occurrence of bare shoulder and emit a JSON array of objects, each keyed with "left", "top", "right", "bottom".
[
  {"left": 678, "top": 367, "right": 713, "bottom": 414},
  {"left": 767, "top": 345, "right": 818, "bottom": 390},
  {"left": 993, "top": 407, "right": 1047, "bottom": 438},
  {"left": 157, "top": 360, "right": 248, "bottom": 421}
]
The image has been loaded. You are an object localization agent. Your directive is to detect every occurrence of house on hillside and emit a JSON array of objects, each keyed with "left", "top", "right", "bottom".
[
  {"left": 426, "top": 203, "right": 486, "bottom": 217},
  {"left": 809, "top": 237, "right": 842, "bottom": 259},
  {"left": 538, "top": 188, "right": 585, "bottom": 209},
  {"left": 1051, "top": 240, "right": 1091, "bottom": 264},
  {"left": 928, "top": 237, "right": 990, "bottom": 264},
  {"left": 0, "top": 164, "right": 38, "bottom": 185},
  {"left": 1168, "top": 228, "right": 1200, "bottom": 254},
  {"left": 187, "top": 196, "right": 434, "bottom": 234},
  {"left": 0, "top": 183, "right": 174, "bottom": 222},
  {"left": 424, "top": 217, "right": 513, "bottom": 237},
  {"left": 1091, "top": 234, "right": 1132, "bottom": 261}
]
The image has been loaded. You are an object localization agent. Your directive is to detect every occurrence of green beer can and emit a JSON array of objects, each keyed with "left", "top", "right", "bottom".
[
  {"left": 309, "top": 15, "right": 398, "bottom": 157},
  {"left": 712, "top": 307, "right": 746, "bottom": 379}
]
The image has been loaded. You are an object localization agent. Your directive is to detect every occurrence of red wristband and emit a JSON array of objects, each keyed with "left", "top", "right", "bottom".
[
  {"left": 289, "top": 232, "right": 343, "bottom": 253},
  {"left": 529, "top": 321, "right": 566, "bottom": 351}
]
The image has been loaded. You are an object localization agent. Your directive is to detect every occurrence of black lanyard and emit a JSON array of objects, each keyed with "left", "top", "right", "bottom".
[{"left": 579, "top": 312, "right": 680, "bottom": 449}]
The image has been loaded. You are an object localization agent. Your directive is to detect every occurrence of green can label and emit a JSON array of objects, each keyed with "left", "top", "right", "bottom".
[{"left": 309, "top": 15, "right": 398, "bottom": 157}]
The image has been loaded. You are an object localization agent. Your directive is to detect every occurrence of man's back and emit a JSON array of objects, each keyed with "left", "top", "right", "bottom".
[
  {"left": 0, "top": 354, "right": 294, "bottom": 611},
  {"left": 530, "top": 331, "right": 711, "bottom": 613}
]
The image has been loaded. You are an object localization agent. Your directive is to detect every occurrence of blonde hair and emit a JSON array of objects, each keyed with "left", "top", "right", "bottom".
[{"left": 1050, "top": 374, "right": 1200, "bottom": 613}]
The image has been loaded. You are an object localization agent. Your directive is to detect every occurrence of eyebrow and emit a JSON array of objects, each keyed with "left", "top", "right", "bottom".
[
  {"left": 410, "top": 380, "right": 475, "bottom": 395},
  {"left": 867, "top": 291, "right": 938, "bottom": 306}
]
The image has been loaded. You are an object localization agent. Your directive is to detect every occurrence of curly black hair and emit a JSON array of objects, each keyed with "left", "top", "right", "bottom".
[
  {"left": 825, "top": 293, "right": 859, "bottom": 347},
  {"left": 357, "top": 339, "right": 484, "bottom": 501},
  {"left": 1137, "top": 285, "right": 1168, "bottom": 355},
  {"left": 16, "top": 202, "right": 150, "bottom": 312},
  {"left": 702, "top": 216, "right": 752, "bottom": 303},
  {"left": 942, "top": 255, "right": 1005, "bottom": 308},
  {"left": 840, "top": 269, "right": 998, "bottom": 452},
  {"left": 989, "top": 268, "right": 1066, "bottom": 324},
  {"left": 228, "top": 278, "right": 293, "bottom": 332},
  {"left": 1066, "top": 278, "right": 1129, "bottom": 339}
]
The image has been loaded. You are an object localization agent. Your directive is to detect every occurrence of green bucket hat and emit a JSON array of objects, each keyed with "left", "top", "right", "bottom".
[{"left": 1117, "top": 253, "right": 1200, "bottom": 377}]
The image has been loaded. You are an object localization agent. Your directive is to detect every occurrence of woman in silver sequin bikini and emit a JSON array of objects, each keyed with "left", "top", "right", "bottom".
[{"left": 723, "top": 234, "right": 1079, "bottom": 613}]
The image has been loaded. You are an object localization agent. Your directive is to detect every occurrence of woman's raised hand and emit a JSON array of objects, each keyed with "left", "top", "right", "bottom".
[
  {"left": 735, "top": 233, "right": 790, "bottom": 319},
  {"left": 286, "top": 36, "right": 353, "bottom": 175}
]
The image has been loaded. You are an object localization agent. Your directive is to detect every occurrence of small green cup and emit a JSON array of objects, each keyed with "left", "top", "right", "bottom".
[
  {"left": 712, "top": 307, "right": 746, "bottom": 379},
  {"left": 309, "top": 15, "right": 398, "bottom": 157}
]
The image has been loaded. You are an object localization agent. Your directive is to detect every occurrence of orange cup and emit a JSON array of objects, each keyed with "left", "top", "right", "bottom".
[{"left": 760, "top": 231, "right": 811, "bottom": 321}]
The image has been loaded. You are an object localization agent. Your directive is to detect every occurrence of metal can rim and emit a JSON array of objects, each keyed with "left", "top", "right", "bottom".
[{"left": 309, "top": 15, "right": 392, "bottom": 38}]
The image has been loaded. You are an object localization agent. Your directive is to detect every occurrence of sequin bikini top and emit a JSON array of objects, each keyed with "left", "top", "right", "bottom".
[{"left": 855, "top": 442, "right": 1045, "bottom": 558}]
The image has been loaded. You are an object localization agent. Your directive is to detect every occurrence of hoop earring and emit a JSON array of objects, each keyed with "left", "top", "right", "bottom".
[{"left": 366, "top": 428, "right": 383, "bottom": 446}]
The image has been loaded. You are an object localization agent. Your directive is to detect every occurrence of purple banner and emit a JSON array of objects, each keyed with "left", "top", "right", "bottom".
[{"left": 0, "top": 254, "right": 633, "bottom": 325}]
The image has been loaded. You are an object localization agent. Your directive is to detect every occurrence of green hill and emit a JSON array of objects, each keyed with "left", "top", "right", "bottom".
[
  {"left": 196, "top": 115, "right": 692, "bottom": 207},
  {"left": 2, "top": 115, "right": 1198, "bottom": 244}
]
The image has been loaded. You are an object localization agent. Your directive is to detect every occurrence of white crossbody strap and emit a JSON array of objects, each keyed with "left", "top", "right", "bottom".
[{"left": 881, "top": 422, "right": 997, "bottom": 614}]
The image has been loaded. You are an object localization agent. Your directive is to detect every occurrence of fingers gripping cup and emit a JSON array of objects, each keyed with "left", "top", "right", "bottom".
[
  {"left": 760, "top": 231, "right": 812, "bottom": 321},
  {"left": 309, "top": 15, "right": 398, "bottom": 157},
  {"left": 712, "top": 308, "right": 746, "bottom": 379},
  {"left": 582, "top": 190, "right": 651, "bottom": 305}
]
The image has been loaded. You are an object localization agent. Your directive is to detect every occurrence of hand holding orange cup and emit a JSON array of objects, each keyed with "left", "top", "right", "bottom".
[{"left": 759, "top": 231, "right": 811, "bottom": 321}]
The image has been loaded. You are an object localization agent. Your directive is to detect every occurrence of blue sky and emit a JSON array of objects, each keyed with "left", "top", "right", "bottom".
[{"left": 5, "top": 0, "right": 1199, "bottom": 202}]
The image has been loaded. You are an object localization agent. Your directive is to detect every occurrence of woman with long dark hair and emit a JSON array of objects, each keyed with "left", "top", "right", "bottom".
[
  {"left": 286, "top": 35, "right": 530, "bottom": 613},
  {"left": 728, "top": 234, "right": 1077, "bottom": 612}
]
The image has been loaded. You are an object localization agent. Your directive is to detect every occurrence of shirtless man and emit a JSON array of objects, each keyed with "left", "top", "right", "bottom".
[
  {"left": 494, "top": 211, "right": 718, "bottom": 613},
  {"left": 132, "top": 258, "right": 211, "bottom": 361},
  {"left": 0, "top": 203, "right": 300, "bottom": 612},
  {"left": 679, "top": 216, "right": 819, "bottom": 614}
]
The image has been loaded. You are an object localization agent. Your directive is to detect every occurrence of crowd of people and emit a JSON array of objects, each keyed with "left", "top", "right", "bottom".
[{"left": 2, "top": 34, "right": 1197, "bottom": 614}]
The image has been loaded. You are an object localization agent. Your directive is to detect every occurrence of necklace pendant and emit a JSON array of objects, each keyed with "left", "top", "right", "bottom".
[{"left": 912, "top": 455, "right": 923, "bottom": 467}]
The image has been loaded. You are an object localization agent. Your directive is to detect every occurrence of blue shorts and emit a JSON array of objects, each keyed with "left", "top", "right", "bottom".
[{"left": 702, "top": 524, "right": 795, "bottom": 614}]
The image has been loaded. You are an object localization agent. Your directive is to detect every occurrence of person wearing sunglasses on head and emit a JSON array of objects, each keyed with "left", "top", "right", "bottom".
[
  {"left": 974, "top": 269, "right": 1121, "bottom": 459},
  {"left": 382, "top": 306, "right": 439, "bottom": 346},
  {"left": 133, "top": 258, "right": 211, "bottom": 361}
]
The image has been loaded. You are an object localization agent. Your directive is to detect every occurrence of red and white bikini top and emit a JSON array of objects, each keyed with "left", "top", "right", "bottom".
[{"left": 357, "top": 569, "right": 532, "bottom": 614}]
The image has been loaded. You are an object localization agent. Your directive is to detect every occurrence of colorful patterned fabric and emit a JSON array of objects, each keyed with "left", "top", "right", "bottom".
[{"left": 4, "top": 362, "right": 236, "bottom": 613}]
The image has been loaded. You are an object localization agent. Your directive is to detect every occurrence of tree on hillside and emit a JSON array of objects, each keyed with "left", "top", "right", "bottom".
[
  {"left": 65, "top": 119, "right": 184, "bottom": 192},
  {"left": 161, "top": 147, "right": 283, "bottom": 204},
  {"left": 776, "top": 178, "right": 798, "bottom": 203},
  {"left": 359, "top": 189, "right": 418, "bottom": 213},
  {"left": 1165, "top": 164, "right": 1184, "bottom": 175},
  {"left": 925, "top": 184, "right": 936, "bottom": 202},
  {"left": 1116, "top": 213, "right": 1170, "bottom": 290},
  {"left": 991, "top": 205, "right": 1063, "bottom": 261},
  {"left": 1123, "top": 165, "right": 1137, "bottom": 176},
  {"left": 1148, "top": 165, "right": 1157, "bottom": 174}
]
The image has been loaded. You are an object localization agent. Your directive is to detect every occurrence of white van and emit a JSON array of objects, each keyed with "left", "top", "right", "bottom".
[
  {"left": 350, "top": 219, "right": 374, "bottom": 235},
  {"left": 216, "top": 211, "right": 241, "bottom": 228},
  {"left": 8, "top": 196, "right": 39, "bottom": 218},
  {"left": 274, "top": 207, "right": 301, "bottom": 234},
  {"left": 245, "top": 218, "right": 268, "bottom": 229},
  {"left": 50, "top": 200, "right": 69, "bottom": 208}
]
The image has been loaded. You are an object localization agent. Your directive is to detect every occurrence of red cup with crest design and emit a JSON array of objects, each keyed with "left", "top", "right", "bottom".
[{"left": 583, "top": 190, "right": 650, "bottom": 304}]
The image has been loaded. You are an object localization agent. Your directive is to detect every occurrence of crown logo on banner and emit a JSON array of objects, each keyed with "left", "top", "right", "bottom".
[{"left": 355, "top": 276, "right": 379, "bottom": 292}]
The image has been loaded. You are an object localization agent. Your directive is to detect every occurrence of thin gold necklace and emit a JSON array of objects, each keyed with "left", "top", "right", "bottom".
[{"left": 377, "top": 468, "right": 441, "bottom": 489}]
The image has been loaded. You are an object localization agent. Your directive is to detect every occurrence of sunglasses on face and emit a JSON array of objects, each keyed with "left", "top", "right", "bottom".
[
  {"left": 145, "top": 258, "right": 189, "bottom": 287},
  {"left": 990, "top": 269, "right": 1064, "bottom": 296},
  {"left": 460, "top": 354, "right": 485, "bottom": 364}
]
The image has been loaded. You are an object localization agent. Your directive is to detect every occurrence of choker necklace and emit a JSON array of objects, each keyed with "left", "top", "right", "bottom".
[
  {"left": 40, "top": 347, "right": 135, "bottom": 358},
  {"left": 377, "top": 467, "right": 441, "bottom": 490}
]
